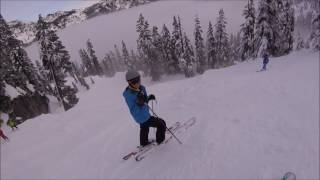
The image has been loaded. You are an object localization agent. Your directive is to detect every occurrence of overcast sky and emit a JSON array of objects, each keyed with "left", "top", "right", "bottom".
[{"left": 1, "top": 0, "right": 99, "bottom": 22}]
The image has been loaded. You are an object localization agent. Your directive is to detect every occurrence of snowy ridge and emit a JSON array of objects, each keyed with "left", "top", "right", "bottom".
[
  {"left": 1, "top": 50, "right": 318, "bottom": 179},
  {"left": 7, "top": 0, "right": 152, "bottom": 44}
]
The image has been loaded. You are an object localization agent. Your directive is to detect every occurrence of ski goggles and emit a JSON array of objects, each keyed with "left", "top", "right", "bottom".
[{"left": 128, "top": 76, "right": 141, "bottom": 84}]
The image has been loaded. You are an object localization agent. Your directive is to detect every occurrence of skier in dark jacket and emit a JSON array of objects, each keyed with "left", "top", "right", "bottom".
[
  {"left": 123, "top": 70, "right": 166, "bottom": 147},
  {"left": 262, "top": 53, "right": 269, "bottom": 71}
]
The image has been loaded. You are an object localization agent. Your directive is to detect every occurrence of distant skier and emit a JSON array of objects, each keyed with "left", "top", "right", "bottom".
[
  {"left": 123, "top": 70, "right": 166, "bottom": 147},
  {"left": 7, "top": 110, "right": 18, "bottom": 131},
  {"left": 0, "top": 119, "right": 9, "bottom": 141},
  {"left": 261, "top": 53, "right": 270, "bottom": 71}
]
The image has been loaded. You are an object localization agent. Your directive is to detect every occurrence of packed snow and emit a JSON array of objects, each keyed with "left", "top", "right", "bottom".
[{"left": 1, "top": 50, "right": 318, "bottom": 179}]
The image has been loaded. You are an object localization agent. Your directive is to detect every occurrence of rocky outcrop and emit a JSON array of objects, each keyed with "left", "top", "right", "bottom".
[{"left": 11, "top": 94, "right": 49, "bottom": 123}]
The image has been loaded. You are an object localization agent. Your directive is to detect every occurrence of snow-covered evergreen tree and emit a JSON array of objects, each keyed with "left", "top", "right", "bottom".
[
  {"left": 36, "top": 14, "right": 78, "bottom": 111},
  {"left": 255, "top": 0, "right": 279, "bottom": 57},
  {"left": 130, "top": 49, "right": 138, "bottom": 70},
  {"left": 164, "top": 17, "right": 182, "bottom": 74},
  {"left": 160, "top": 24, "right": 173, "bottom": 74},
  {"left": 194, "top": 15, "right": 206, "bottom": 74},
  {"left": 229, "top": 32, "right": 241, "bottom": 62},
  {"left": 0, "top": 15, "right": 12, "bottom": 112},
  {"left": 102, "top": 54, "right": 115, "bottom": 77},
  {"left": 136, "top": 13, "right": 145, "bottom": 55},
  {"left": 114, "top": 44, "right": 125, "bottom": 72},
  {"left": 86, "top": 39, "right": 103, "bottom": 75},
  {"left": 136, "top": 14, "right": 152, "bottom": 75},
  {"left": 295, "top": 32, "right": 305, "bottom": 50},
  {"left": 206, "top": 21, "right": 216, "bottom": 69},
  {"left": 160, "top": 23, "right": 178, "bottom": 74},
  {"left": 122, "top": 40, "right": 131, "bottom": 69},
  {"left": 310, "top": 8, "right": 320, "bottom": 51},
  {"left": 280, "top": 0, "right": 295, "bottom": 54},
  {"left": 0, "top": 14, "right": 45, "bottom": 97},
  {"left": 70, "top": 62, "right": 89, "bottom": 90},
  {"left": 181, "top": 33, "right": 196, "bottom": 78},
  {"left": 240, "top": 0, "right": 256, "bottom": 61},
  {"left": 79, "top": 48, "right": 94, "bottom": 77},
  {"left": 150, "top": 26, "right": 162, "bottom": 81},
  {"left": 255, "top": 0, "right": 274, "bottom": 57},
  {"left": 214, "top": 9, "right": 231, "bottom": 67},
  {"left": 108, "top": 50, "right": 119, "bottom": 73},
  {"left": 172, "top": 16, "right": 184, "bottom": 60}
]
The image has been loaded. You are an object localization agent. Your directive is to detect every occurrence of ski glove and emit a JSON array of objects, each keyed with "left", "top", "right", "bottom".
[
  {"left": 147, "top": 94, "right": 156, "bottom": 102},
  {"left": 136, "top": 90, "right": 147, "bottom": 106}
]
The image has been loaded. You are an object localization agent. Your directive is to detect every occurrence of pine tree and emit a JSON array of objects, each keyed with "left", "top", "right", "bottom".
[
  {"left": 108, "top": 50, "right": 119, "bottom": 73},
  {"left": 122, "top": 40, "right": 131, "bottom": 69},
  {"left": 194, "top": 15, "right": 206, "bottom": 74},
  {"left": 240, "top": 0, "right": 256, "bottom": 61},
  {"left": 130, "top": 49, "right": 138, "bottom": 70},
  {"left": 35, "top": 60, "right": 52, "bottom": 93},
  {"left": 168, "top": 16, "right": 183, "bottom": 74},
  {"left": 136, "top": 13, "right": 145, "bottom": 58},
  {"left": 160, "top": 24, "right": 173, "bottom": 74},
  {"left": 273, "top": 0, "right": 285, "bottom": 56},
  {"left": 36, "top": 14, "right": 78, "bottom": 111},
  {"left": 102, "top": 54, "right": 113, "bottom": 77},
  {"left": 136, "top": 13, "right": 152, "bottom": 75},
  {"left": 79, "top": 48, "right": 93, "bottom": 77},
  {"left": 0, "top": 15, "right": 11, "bottom": 112},
  {"left": 172, "top": 16, "right": 184, "bottom": 59},
  {"left": 310, "top": 8, "right": 320, "bottom": 51},
  {"left": 255, "top": 0, "right": 279, "bottom": 57},
  {"left": 295, "top": 32, "right": 305, "bottom": 50},
  {"left": 206, "top": 21, "right": 216, "bottom": 69},
  {"left": 114, "top": 44, "right": 125, "bottom": 72},
  {"left": 214, "top": 9, "right": 231, "bottom": 67},
  {"left": 71, "top": 62, "right": 89, "bottom": 90},
  {"left": 177, "top": 16, "right": 185, "bottom": 54},
  {"left": 229, "top": 32, "right": 242, "bottom": 62},
  {"left": 280, "top": 0, "right": 295, "bottom": 54},
  {"left": 0, "top": 14, "right": 45, "bottom": 96},
  {"left": 86, "top": 39, "right": 103, "bottom": 75},
  {"left": 181, "top": 33, "right": 196, "bottom": 78},
  {"left": 136, "top": 17, "right": 152, "bottom": 76},
  {"left": 107, "top": 53, "right": 116, "bottom": 76},
  {"left": 150, "top": 26, "right": 162, "bottom": 81}
]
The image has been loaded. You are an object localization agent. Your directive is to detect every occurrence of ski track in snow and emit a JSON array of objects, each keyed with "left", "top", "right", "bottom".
[{"left": 1, "top": 50, "right": 319, "bottom": 179}]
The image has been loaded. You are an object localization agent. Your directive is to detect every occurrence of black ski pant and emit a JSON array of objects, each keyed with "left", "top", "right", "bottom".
[{"left": 140, "top": 116, "right": 166, "bottom": 146}]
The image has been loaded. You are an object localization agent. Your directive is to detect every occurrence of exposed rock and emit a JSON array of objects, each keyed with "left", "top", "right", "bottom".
[{"left": 11, "top": 94, "right": 49, "bottom": 123}]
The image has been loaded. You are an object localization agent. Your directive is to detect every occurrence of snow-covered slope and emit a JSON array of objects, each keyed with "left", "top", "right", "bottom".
[{"left": 1, "top": 50, "right": 318, "bottom": 179}]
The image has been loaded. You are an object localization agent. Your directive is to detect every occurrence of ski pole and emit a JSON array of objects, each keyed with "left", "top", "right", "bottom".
[{"left": 147, "top": 103, "right": 183, "bottom": 145}]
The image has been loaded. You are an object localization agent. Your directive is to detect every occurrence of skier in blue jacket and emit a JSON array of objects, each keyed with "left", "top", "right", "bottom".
[{"left": 123, "top": 70, "right": 166, "bottom": 147}]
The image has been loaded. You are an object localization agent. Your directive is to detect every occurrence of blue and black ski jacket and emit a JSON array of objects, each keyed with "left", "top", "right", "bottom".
[{"left": 123, "top": 85, "right": 150, "bottom": 124}]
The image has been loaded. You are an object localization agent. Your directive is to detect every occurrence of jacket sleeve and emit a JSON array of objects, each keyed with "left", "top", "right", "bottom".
[{"left": 141, "top": 86, "right": 148, "bottom": 99}]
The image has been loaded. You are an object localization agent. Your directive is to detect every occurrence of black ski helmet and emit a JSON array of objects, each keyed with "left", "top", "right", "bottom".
[{"left": 125, "top": 70, "right": 140, "bottom": 81}]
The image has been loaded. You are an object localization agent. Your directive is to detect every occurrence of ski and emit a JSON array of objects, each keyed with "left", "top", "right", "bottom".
[
  {"left": 134, "top": 117, "right": 196, "bottom": 161},
  {"left": 122, "top": 140, "right": 156, "bottom": 160},
  {"left": 122, "top": 117, "right": 196, "bottom": 161}
]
